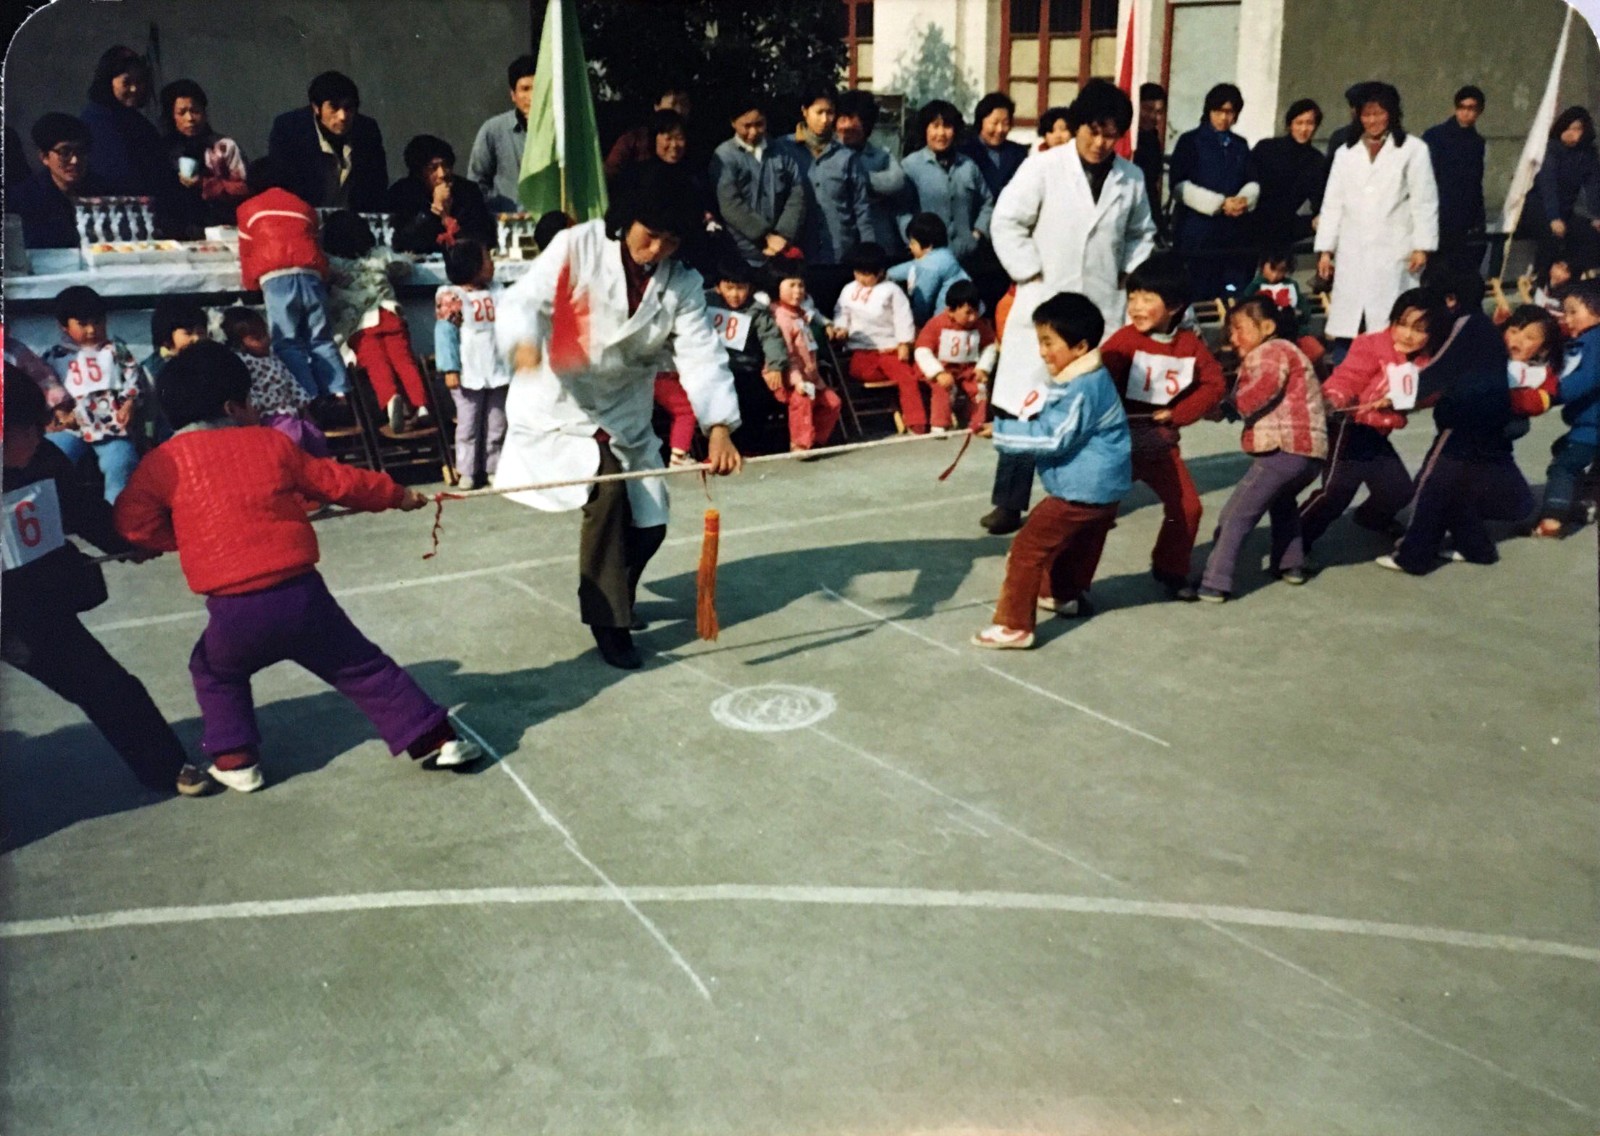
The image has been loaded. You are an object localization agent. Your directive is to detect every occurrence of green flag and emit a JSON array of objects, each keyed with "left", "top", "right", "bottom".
[{"left": 518, "top": 0, "right": 608, "bottom": 221}]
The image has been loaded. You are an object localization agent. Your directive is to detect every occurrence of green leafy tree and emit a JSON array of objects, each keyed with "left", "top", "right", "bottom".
[{"left": 883, "top": 21, "right": 978, "bottom": 118}]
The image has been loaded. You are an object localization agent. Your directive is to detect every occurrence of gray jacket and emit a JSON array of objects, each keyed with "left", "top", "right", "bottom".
[
  {"left": 710, "top": 137, "right": 806, "bottom": 267},
  {"left": 468, "top": 109, "right": 527, "bottom": 214},
  {"left": 850, "top": 141, "right": 907, "bottom": 256},
  {"left": 898, "top": 148, "right": 995, "bottom": 263},
  {"left": 771, "top": 134, "right": 874, "bottom": 266}
]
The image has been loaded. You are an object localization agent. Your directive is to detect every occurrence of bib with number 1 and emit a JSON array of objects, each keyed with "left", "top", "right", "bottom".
[
  {"left": 1, "top": 481, "right": 66, "bottom": 570},
  {"left": 1384, "top": 361, "right": 1421, "bottom": 411},
  {"left": 60, "top": 345, "right": 120, "bottom": 399},
  {"left": 706, "top": 307, "right": 754, "bottom": 352},
  {"left": 1127, "top": 351, "right": 1195, "bottom": 406}
]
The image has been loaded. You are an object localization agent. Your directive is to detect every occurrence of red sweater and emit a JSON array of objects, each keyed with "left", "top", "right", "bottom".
[
  {"left": 1099, "top": 325, "right": 1225, "bottom": 452},
  {"left": 114, "top": 425, "right": 404, "bottom": 596},
  {"left": 237, "top": 187, "right": 327, "bottom": 292},
  {"left": 1321, "top": 330, "right": 1428, "bottom": 434}
]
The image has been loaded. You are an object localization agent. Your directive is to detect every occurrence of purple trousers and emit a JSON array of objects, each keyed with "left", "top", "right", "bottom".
[
  {"left": 189, "top": 571, "right": 446, "bottom": 758},
  {"left": 1201, "top": 451, "right": 1324, "bottom": 594},
  {"left": 1392, "top": 435, "right": 1534, "bottom": 573}
]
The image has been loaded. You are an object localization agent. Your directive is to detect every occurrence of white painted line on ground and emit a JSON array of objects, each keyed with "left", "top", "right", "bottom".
[
  {"left": 818, "top": 586, "right": 1172, "bottom": 748},
  {"left": 447, "top": 712, "right": 713, "bottom": 1003},
  {"left": 86, "top": 492, "right": 993, "bottom": 634}
]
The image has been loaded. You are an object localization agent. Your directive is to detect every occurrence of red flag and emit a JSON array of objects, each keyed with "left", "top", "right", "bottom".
[{"left": 1114, "top": 5, "right": 1137, "bottom": 159}]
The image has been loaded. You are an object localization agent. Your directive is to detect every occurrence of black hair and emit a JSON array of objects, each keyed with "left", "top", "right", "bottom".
[
  {"left": 1550, "top": 107, "right": 1597, "bottom": 151},
  {"left": 444, "top": 239, "right": 490, "bottom": 286},
  {"left": 534, "top": 210, "right": 573, "bottom": 250},
  {"left": 320, "top": 210, "right": 376, "bottom": 258},
  {"left": 603, "top": 163, "right": 700, "bottom": 241},
  {"left": 1567, "top": 278, "right": 1600, "bottom": 318},
  {"left": 1423, "top": 260, "right": 1486, "bottom": 313},
  {"left": 157, "top": 341, "right": 253, "bottom": 429},
  {"left": 1125, "top": 251, "right": 1193, "bottom": 315},
  {"left": 1535, "top": 238, "right": 1585, "bottom": 287},
  {"left": 973, "top": 92, "right": 1016, "bottom": 125},
  {"left": 244, "top": 154, "right": 291, "bottom": 196},
  {"left": 31, "top": 112, "right": 90, "bottom": 153},
  {"left": 1345, "top": 82, "right": 1406, "bottom": 146},
  {"left": 727, "top": 94, "right": 767, "bottom": 121},
  {"left": 151, "top": 297, "right": 208, "bottom": 349},
  {"left": 1258, "top": 246, "right": 1296, "bottom": 270},
  {"left": 507, "top": 55, "right": 537, "bottom": 89},
  {"left": 1454, "top": 85, "right": 1486, "bottom": 109},
  {"left": 1202, "top": 83, "right": 1244, "bottom": 118},
  {"left": 307, "top": 71, "right": 360, "bottom": 109},
  {"left": 1343, "top": 81, "right": 1376, "bottom": 109},
  {"left": 1066, "top": 79, "right": 1133, "bottom": 136},
  {"left": 1388, "top": 287, "right": 1452, "bottom": 355},
  {"left": 159, "top": 78, "right": 209, "bottom": 138},
  {"left": 54, "top": 285, "right": 108, "bottom": 327},
  {"left": 87, "top": 45, "right": 147, "bottom": 107},
  {"left": 1229, "top": 295, "right": 1289, "bottom": 341},
  {"left": 1031, "top": 292, "right": 1104, "bottom": 349},
  {"left": 905, "top": 211, "right": 949, "bottom": 250},
  {"left": 835, "top": 89, "right": 880, "bottom": 134},
  {"left": 1038, "top": 106, "right": 1071, "bottom": 135},
  {"left": 945, "top": 280, "right": 981, "bottom": 311},
  {"left": 1139, "top": 82, "right": 1167, "bottom": 103},
  {"left": 656, "top": 78, "right": 692, "bottom": 100},
  {"left": 1283, "top": 98, "right": 1322, "bottom": 131},
  {"left": 5, "top": 365, "right": 52, "bottom": 432},
  {"left": 798, "top": 86, "right": 838, "bottom": 112},
  {"left": 403, "top": 134, "right": 456, "bottom": 179},
  {"left": 1503, "top": 304, "right": 1563, "bottom": 363},
  {"left": 766, "top": 261, "right": 807, "bottom": 294},
  {"left": 715, "top": 259, "right": 754, "bottom": 286},
  {"left": 220, "top": 306, "right": 266, "bottom": 344},
  {"left": 847, "top": 241, "right": 889, "bottom": 276},
  {"left": 915, "top": 99, "right": 964, "bottom": 141},
  {"left": 648, "top": 108, "right": 687, "bottom": 141}
]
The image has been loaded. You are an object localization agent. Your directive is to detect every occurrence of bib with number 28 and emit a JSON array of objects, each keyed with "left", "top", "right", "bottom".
[
  {"left": 1, "top": 481, "right": 67, "bottom": 571},
  {"left": 1127, "top": 351, "right": 1195, "bottom": 407},
  {"left": 706, "top": 307, "right": 754, "bottom": 352},
  {"left": 1384, "top": 361, "right": 1420, "bottom": 411}
]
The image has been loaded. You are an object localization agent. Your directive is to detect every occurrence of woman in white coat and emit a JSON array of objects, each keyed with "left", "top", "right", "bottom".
[
  {"left": 982, "top": 79, "right": 1157, "bottom": 534},
  {"left": 1315, "top": 83, "right": 1439, "bottom": 347},
  {"left": 496, "top": 165, "right": 743, "bottom": 669}
]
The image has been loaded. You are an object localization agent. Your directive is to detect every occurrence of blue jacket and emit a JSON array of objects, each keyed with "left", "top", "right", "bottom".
[
  {"left": 1422, "top": 118, "right": 1486, "bottom": 238},
  {"left": 79, "top": 100, "right": 172, "bottom": 199},
  {"left": 709, "top": 138, "right": 807, "bottom": 267},
  {"left": 887, "top": 247, "right": 970, "bottom": 325},
  {"left": 1534, "top": 138, "right": 1600, "bottom": 227},
  {"left": 1170, "top": 122, "right": 1258, "bottom": 253},
  {"left": 266, "top": 106, "right": 389, "bottom": 212},
  {"left": 851, "top": 141, "right": 908, "bottom": 256},
  {"left": 1556, "top": 324, "right": 1600, "bottom": 446},
  {"left": 770, "top": 135, "right": 872, "bottom": 265},
  {"left": 11, "top": 167, "right": 112, "bottom": 249},
  {"left": 957, "top": 137, "right": 1028, "bottom": 199},
  {"left": 898, "top": 148, "right": 994, "bottom": 263},
  {"left": 994, "top": 357, "right": 1131, "bottom": 505}
]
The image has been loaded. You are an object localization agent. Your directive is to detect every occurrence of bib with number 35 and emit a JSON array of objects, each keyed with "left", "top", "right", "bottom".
[
  {"left": 2, "top": 481, "right": 66, "bottom": 571},
  {"left": 1384, "top": 361, "right": 1420, "bottom": 411},
  {"left": 61, "top": 345, "right": 119, "bottom": 399},
  {"left": 1127, "top": 351, "right": 1195, "bottom": 406}
]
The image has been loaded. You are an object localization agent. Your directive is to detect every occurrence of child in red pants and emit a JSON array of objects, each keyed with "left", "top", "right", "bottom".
[
  {"left": 833, "top": 242, "right": 925, "bottom": 432},
  {"left": 653, "top": 373, "right": 700, "bottom": 466},
  {"left": 913, "top": 280, "right": 996, "bottom": 430},
  {"left": 1098, "top": 252, "right": 1225, "bottom": 600},
  {"left": 768, "top": 266, "right": 843, "bottom": 453}
]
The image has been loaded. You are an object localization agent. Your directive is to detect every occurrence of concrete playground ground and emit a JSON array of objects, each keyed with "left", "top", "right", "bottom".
[{"left": 1, "top": 410, "right": 1596, "bottom": 1135}]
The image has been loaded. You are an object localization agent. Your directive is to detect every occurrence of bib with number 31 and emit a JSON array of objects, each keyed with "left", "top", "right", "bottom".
[
  {"left": 1127, "top": 351, "right": 1195, "bottom": 406},
  {"left": 1384, "top": 361, "right": 1420, "bottom": 411},
  {"left": 2, "top": 481, "right": 66, "bottom": 570}
]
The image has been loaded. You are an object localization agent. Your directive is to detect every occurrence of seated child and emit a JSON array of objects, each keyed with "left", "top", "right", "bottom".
[
  {"left": 113, "top": 342, "right": 482, "bottom": 792},
  {"left": 222, "top": 307, "right": 328, "bottom": 457},
  {"left": 236, "top": 155, "right": 349, "bottom": 402},
  {"left": 767, "top": 265, "right": 844, "bottom": 454},
  {"left": 321, "top": 209, "right": 428, "bottom": 434},
  {"left": 972, "top": 293, "right": 1130, "bottom": 649},
  {"left": 1196, "top": 298, "right": 1327, "bottom": 600},
  {"left": 435, "top": 240, "right": 510, "bottom": 489},
  {"left": 1530, "top": 247, "right": 1576, "bottom": 317},
  {"left": 39, "top": 285, "right": 146, "bottom": 503},
  {"left": 1098, "top": 252, "right": 1226, "bottom": 599},
  {"left": 1534, "top": 279, "right": 1600, "bottom": 536},
  {"left": 1242, "top": 247, "right": 1315, "bottom": 326},
  {"left": 913, "top": 280, "right": 996, "bottom": 431},
  {"left": 3, "top": 369, "right": 206, "bottom": 796},
  {"left": 140, "top": 296, "right": 210, "bottom": 446},
  {"left": 834, "top": 242, "right": 924, "bottom": 433},
  {"left": 704, "top": 260, "right": 788, "bottom": 452},
  {"left": 1299, "top": 288, "right": 1450, "bottom": 553},
  {"left": 888, "top": 212, "right": 972, "bottom": 326}
]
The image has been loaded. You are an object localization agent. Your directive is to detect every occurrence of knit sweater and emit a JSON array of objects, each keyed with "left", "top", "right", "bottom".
[
  {"left": 1099, "top": 325, "right": 1226, "bottom": 453},
  {"left": 1232, "top": 338, "right": 1327, "bottom": 459},
  {"left": 1321, "top": 330, "right": 1427, "bottom": 434},
  {"left": 114, "top": 423, "right": 404, "bottom": 596},
  {"left": 913, "top": 312, "right": 998, "bottom": 381},
  {"left": 833, "top": 279, "right": 914, "bottom": 351}
]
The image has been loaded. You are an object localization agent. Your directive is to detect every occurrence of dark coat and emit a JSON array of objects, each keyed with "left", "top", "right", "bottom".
[
  {"left": 11, "top": 168, "right": 113, "bottom": 248},
  {"left": 1533, "top": 137, "right": 1600, "bottom": 226},
  {"left": 385, "top": 174, "right": 494, "bottom": 253},
  {"left": 1251, "top": 134, "right": 1326, "bottom": 246},
  {"left": 1170, "top": 122, "right": 1259, "bottom": 253},
  {"left": 1423, "top": 118, "right": 1486, "bottom": 238},
  {"left": 266, "top": 106, "right": 389, "bottom": 212},
  {"left": 957, "top": 136, "right": 1028, "bottom": 199}
]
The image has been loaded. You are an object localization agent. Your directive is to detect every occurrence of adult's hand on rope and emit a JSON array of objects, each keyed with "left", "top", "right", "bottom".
[
  {"left": 398, "top": 490, "right": 431, "bottom": 511},
  {"left": 704, "top": 424, "right": 743, "bottom": 475}
]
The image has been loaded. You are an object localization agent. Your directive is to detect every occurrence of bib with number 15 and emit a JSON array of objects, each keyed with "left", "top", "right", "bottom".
[
  {"left": 1, "top": 481, "right": 66, "bottom": 570},
  {"left": 1384, "top": 361, "right": 1420, "bottom": 411},
  {"left": 1127, "top": 351, "right": 1195, "bottom": 406}
]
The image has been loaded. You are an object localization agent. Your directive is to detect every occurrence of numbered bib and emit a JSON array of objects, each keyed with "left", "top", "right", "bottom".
[
  {"left": 1384, "top": 361, "right": 1420, "bottom": 411},
  {"left": 707, "top": 307, "right": 754, "bottom": 352},
  {"left": 60, "top": 345, "right": 118, "bottom": 398},
  {"left": 1127, "top": 351, "right": 1195, "bottom": 406},
  {"left": 2, "top": 481, "right": 66, "bottom": 570},
  {"left": 1507, "top": 361, "right": 1549, "bottom": 390},
  {"left": 938, "top": 328, "right": 982, "bottom": 365}
]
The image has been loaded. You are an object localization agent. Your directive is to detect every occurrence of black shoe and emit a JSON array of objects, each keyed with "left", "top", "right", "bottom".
[
  {"left": 1153, "top": 570, "right": 1198, "bottom": 602},
  {"left": 1055, "top": 593, "right": 1094, "bottom": 619},
  {"left": 591, "top": 626, "right": 642, "bottom": 670},
  {"left": 1277, "top": 566, "right": 1309, "bottom": 586},
  {"left": 629, "top": 616, "right": 649, "bottom": 632},
  {"left": 175, "top": 763, "right": 215, "bottom": 797},
  {"left": 981, "top": 507, "right": 1024, "bottom": 535}
]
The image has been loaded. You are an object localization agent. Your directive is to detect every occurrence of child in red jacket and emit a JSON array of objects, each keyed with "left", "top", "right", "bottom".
[
  {"left": 236, "top": 156, "right": 350, "bottom": 402},
  {"left": 913, "top": 280, "right": 996, "bottom": 430},
  {"left": 1298, "top": 288, "right": 1450, "bottom": 554},
  {"left": 768, "top": 266, "right": 844, "bottom": 453},
  {"left": 114, "top": 343, "right": 480, "bottom": 792},
  {"left": 1098, "top": 253, "right": 1226, "bottom": 599}
]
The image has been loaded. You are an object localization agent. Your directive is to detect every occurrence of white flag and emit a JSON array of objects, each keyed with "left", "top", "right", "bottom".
[{"left": 1498, "top": 5, "right": 1574, "bottom": 237}]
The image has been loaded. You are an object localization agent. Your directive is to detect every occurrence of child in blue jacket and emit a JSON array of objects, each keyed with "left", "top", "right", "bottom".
[
  {"left": 1535, "top": 279, "right": 1600, "bottom": 535},
  {"left": 973, "top": 292, "right": 1131, "bottom": 649}
]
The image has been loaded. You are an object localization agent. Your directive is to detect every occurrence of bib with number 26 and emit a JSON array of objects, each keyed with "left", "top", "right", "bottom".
[
  {"left": 1384, "top": 361, "right": 1420, "bottom": 411},
  {"left": 1, "top": 481, "right": 66, "bottom": 571},
  {"left": 1127, "top": 351, "right": 1195, "bottom": 407}
]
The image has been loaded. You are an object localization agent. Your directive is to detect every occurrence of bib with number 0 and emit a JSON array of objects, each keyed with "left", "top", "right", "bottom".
[
  {"left": 1384, "top": 361, "right": 1420, "bottom": 411},
  {"left": 938, "top": 328, "right": 982, "bottom": 364},
  {"left": 1127, "top": 351, "right": 1195, "bottom": 406},
  {"left": 60, "top": 345, "right": 120, "bottom": 399},
  {"left": 707, "top": 307, "right": 754, "bottom": 352},
  {"left": 1507, "top": 361, "right": 1549, "bottom": 390},
  {"left": 2, "top": 481, "right": 66, "bottom": 570}
]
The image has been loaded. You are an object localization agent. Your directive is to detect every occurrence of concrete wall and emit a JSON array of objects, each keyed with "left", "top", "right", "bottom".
[{"left": 5, "top": 0, "right": 535, "bottom": 178}]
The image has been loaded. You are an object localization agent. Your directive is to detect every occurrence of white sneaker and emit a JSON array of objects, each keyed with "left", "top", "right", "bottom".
[
  {"left": 423, "top": 738, "right": 483, "bottom": 769},
  {"left": 930, "top": 425, "right": 949, "bottom": 434},
  {"left": 209, "top": 763, "right": 264, "bottom": 792},
  {"left": 1374, "top": 554, "right": 1403, "bottom": 572},
  {"left": 457, "top": 475, "right": 477, "bottom": 491},
  {"left": 1437, "top": 548, "right": 1466, "bottom": 562},
  {"left": 970, "top": 624, "right": 1035, "bottom": 650}
]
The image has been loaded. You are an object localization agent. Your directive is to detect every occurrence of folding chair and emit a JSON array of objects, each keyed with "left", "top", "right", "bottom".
[
  {"left": 319, "top": 397, "right": 380, "bottom": 470},
  {"left": 345, "top": 363, "right": 456, "bottom": 485},
  {"left": 826, "top": 341, "right": 904, "bottom": 439}
]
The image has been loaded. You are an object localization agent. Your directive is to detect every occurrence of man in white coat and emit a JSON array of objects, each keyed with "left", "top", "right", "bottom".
[
  {"left": 496, "top": 165, "right": 743, "bottom": 669},
  {"left": 982, "top": 79, "right": 1157, "bottom": 534},
  {"left": 1315, "top": 82, "right": 1440, "bottom": 348}
]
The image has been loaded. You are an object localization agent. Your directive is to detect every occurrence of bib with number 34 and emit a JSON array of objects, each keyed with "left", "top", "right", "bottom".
[
  {"left": 1384, "top": 361, "right": 1420, "bottom": 411},
  {"left": 2, "top": 481, "right": 66, "bottom": 571},
  {"left": 1127, "top": 351, "right": 1195, "bottom": 406}
]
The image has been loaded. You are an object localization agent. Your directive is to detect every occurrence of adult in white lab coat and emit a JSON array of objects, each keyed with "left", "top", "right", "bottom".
[
  {"left": 1315, "top": 83, "right": 1439, "bottom": 343},
  {"left": 496, "top": 165, "right": 742, "bottom": 669},
  {"left": 981, "top": 80, "right": 1156, "bottom": 534}
]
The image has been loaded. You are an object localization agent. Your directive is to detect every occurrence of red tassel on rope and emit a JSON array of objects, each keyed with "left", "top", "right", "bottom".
[
  {"left": 937, "top": 427, "right": 977, "bottom": 481},
  {"left": 696, "top": 508, "right": 720, "bottom": 641},
  {"left": 421, "top": 492, "right": 465, "bottom": 559}
]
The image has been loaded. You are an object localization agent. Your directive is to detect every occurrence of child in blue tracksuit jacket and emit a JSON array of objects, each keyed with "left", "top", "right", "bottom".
[
  {"left": 888, "top": 212, "right": 972, "bottom": 325},
  {"left": 1535, "top": 280, "right": 1600, "bottom": 534},
  {"left": 973, "top": 292, "right": 1131, "bottom": 649}
]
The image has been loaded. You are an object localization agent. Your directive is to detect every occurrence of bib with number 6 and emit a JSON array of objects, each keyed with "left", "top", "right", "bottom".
[
  {"left": 2, "top": 481, "right": 67, "bottom": 570},
  {"left": 61, "top": 345, "right": 119, "bottom": 398},
  {"left": 1127, "top": 351, "right": 1195, "bottom": 406},
  {"left": 938, "top": 328, "right": 982, "bottom": 364},
  {"left": 1384, "top": 361, "right": 1420, "bottom": 411},
  {"left": 1507, "top": 361, "right": 1549, "bottom": 390},
  {"left": 706, "top": 307, "right": 754, "bottom": 352}
]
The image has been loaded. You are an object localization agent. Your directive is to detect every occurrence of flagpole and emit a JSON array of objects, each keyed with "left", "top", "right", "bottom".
[{"left": 1498, "top": 5, "right": 1574, "bottom": 276}]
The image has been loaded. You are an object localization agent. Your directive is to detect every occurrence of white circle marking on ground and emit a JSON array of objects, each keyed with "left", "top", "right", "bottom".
[{"left": 710, "top": 685, "right": 837, "bottom": 733}]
